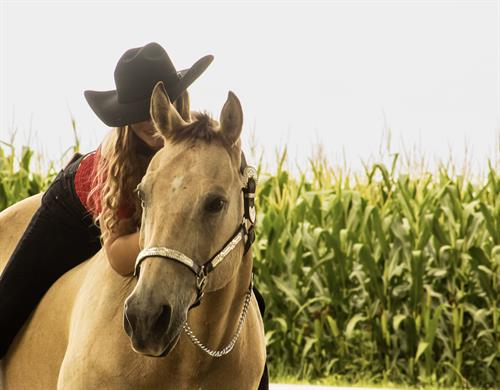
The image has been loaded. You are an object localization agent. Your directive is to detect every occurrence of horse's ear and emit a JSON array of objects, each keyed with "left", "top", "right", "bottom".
[
  {"left": 150, "top": 81, "right": 187, "bottom": 138},
  {"left": 219, "top": 91, "right": 243, "bottom": 146}
]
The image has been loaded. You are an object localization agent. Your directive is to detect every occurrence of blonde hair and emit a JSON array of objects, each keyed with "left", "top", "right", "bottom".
[{"left": 88, "top": 91, "right": 191, "bottom": 244}]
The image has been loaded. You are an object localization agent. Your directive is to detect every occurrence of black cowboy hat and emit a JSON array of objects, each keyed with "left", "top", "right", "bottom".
[{"left": 84, "top": 42, "right": 213, "bottom": 127}]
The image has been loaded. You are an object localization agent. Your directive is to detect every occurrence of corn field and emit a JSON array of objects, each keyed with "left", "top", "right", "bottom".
[{"left": 1, "top": 142, "right": 499, "bottom": 388}]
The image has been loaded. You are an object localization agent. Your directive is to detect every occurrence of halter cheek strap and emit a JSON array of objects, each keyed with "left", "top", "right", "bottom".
[{"left": 133, "top": 151, "right": 257, "bottom": 308}]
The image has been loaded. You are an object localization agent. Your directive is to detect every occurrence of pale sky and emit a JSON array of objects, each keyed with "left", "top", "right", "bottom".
[{"left": 1, "top": 0, "right": 499, "bottom": 174}]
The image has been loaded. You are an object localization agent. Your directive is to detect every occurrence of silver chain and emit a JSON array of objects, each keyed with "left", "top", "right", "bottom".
[{"left": 182, "top": 287, "right": 253, "bottom": 357}]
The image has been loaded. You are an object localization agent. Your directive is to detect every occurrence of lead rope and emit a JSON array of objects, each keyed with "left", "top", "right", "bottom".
[{"left": 182, "top": 277, "right": 253, "bottom": 357}]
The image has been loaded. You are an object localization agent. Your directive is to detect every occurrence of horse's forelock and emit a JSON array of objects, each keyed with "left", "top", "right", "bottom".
[{"left": 168, "top": 112, "right": 226, "bottom": 146}]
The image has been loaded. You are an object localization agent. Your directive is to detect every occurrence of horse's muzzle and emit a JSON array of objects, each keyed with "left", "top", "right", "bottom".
[{"left": 123, "top": 298, "right": 180, "bottom": 357}]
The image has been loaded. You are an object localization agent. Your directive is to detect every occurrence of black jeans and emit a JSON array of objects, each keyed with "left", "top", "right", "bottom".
[
  {"left": 0, "top": 151, "right": 269, "bottom": 388},
  {"left": 0, "top": 152, "right": 100, "bottom": 358}
]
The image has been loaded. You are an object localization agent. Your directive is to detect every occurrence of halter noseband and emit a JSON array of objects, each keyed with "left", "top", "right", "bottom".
[{"left": 133, "top": 151, "right": 257, "bottom": 308}]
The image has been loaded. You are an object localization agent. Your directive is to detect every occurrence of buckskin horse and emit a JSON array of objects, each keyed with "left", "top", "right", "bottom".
[{"left": 0, "top": 82, "right": 266, "bottom": 389}]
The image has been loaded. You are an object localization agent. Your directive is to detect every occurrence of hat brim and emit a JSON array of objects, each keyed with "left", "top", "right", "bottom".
[{"left": 85, "top": 54, "right": 214, "bottom": 127}]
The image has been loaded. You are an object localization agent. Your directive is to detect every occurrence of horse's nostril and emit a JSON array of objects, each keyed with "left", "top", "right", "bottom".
[{"left": 153, "top": 304, "right": 172, "bottom": 334}]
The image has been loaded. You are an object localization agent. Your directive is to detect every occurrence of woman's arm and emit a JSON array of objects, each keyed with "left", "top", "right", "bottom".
[{"left": 102, "top": 218, "right": 140, "bottom": 276}]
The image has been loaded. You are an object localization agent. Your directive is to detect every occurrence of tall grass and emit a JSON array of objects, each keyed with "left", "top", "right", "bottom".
[
  {"left": 0, "top": 121, "right": 80, "bottom": 210},
  {"left": 254, "top": 149, "right": 499, "bottom": 388},
  {"left": 0, "top": 142, "right": 57, "bottom": 210},
  {"left": 1, "top": 137, "right": 498, "bottom": 388}
]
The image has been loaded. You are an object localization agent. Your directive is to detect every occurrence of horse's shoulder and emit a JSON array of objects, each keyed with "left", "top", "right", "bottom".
[
  {"left": 0, "top": 193, "right": 42, "bottom": 226},
  {"left": 0, "top": 193, "right": 42, "bottom": 271}
]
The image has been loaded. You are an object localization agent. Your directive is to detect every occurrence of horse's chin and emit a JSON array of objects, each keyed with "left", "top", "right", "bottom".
[
  {"left": 157, "top": 331, "right": 182, "bottom": 357},
  {"left": 129, "top": 327, "right": 182, "bottom": 358}
]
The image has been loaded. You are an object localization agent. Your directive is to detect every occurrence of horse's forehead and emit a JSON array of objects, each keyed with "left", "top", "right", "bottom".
[{"left": 151, "top": 142, "right": 235, "bottom": 182}]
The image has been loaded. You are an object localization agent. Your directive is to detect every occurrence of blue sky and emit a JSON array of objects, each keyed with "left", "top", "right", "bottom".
[{"left": 1, "top": 1, "right": 498, "bottom": 174}]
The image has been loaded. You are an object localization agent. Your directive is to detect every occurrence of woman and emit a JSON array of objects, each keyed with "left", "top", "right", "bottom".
[
  {"left": 0, "top": 42, "right": 269, "bottom": 389},
  {"left": 0, "top": 42, "right": 211, "bottom": 355}
]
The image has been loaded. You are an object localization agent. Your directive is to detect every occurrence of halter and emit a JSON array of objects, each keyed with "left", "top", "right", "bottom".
[{"left": 133, "top": 151, "right": 257, "bottom": 309}]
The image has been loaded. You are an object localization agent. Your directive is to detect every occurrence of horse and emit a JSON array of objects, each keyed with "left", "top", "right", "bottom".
[{"left": 0, "top": 82, "right": 266, "bottom": 389}]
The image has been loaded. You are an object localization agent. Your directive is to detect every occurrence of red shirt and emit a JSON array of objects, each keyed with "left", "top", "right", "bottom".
[{"left": 74, "top": 145, "right": 135, "bottom": 220}]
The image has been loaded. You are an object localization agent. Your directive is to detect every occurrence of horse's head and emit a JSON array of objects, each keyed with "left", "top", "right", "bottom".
[{"left": 124, "top": 82, "right": 251, "bottom": 357}]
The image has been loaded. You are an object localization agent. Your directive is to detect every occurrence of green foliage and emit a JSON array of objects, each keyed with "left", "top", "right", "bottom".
[
  {"left": 254, "top": 152, "right": 499, "bottom": 388},
  {"left": 1, "top": 143, "right": 498, "bottom": 388},
  {"left": 0, "top": 141, "right": 59, "bottom": 210}
]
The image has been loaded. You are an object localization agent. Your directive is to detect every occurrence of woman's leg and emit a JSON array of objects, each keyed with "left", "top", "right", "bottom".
[
  {"left": 252, "top": 286, "right": 269, "bottom": 390},
  {"left": 0, "top": 158, "right": 101, "bottom": 359}
]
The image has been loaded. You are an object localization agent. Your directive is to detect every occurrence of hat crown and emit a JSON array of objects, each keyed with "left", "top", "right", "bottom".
[
  {"left": 114, "top": 42, "right": 179, "bottom": 103},
  {"left": 84, "top": 43, "right": 213, "bottom": 127}
]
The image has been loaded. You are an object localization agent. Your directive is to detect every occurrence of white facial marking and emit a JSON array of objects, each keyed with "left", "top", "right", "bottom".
[{"left": 171, "top": 176, "right": 184, "bottom": 192}]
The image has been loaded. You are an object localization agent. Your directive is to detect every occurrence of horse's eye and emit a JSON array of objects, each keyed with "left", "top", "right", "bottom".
[{"left": 205, "top": 197, "right": 226, "bottom": 213}]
